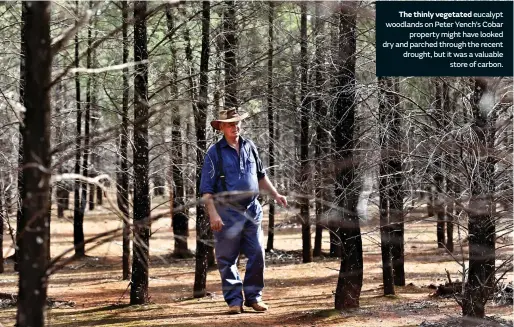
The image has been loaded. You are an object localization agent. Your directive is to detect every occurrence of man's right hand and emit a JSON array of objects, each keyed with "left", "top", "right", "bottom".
[{"left": 210, "top": 214, "right": 224, "bottom": 232}]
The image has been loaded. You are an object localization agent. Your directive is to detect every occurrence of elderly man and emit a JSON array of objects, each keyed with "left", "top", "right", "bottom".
[{"left": 200, "top": 109, "right": 287, "bottom": 314}]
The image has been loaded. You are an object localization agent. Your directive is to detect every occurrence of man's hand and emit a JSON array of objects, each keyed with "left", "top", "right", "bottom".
[
  {"left": 274, "top": 194, "right": 288, "bottom": 208},
  {"left": 210, "top": 214, "right": 224, "bottom": 232}
]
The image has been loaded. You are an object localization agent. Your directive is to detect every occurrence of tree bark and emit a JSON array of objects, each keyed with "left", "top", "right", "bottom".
[
  {"left": 223, "top": 1, "right": 237, "bottom": 109},
  {"left": 434, "top": 80, "right": 446, "bottom": 249},
  {"left": 130, "top": 0, "right": 150, "bottom": 305},
  {"left": 54, "top": 55, "right": 66, "bottom": 219},
  {"left": 15, "top": 2, "right": 52, "bottom": 325},
  {"left": 462, "top": 79, "right": 497, "bottom": 322},
  {"left": 118, "top": 0, "right": 131, "bottom": 281},
  {"left": 266, "top": 1, "right": 276, "bottom": 252},
  {"left": 378, "top": 76, "right": 395, "bottom": 295},
  {"left": 193, "top": 1, "right": 211, "bottom": 298},
  {"left": 334, "top": 2, "right": 363, "bottom": 310},
  {"left": 81, "top": 1, "right": 93, "bottom": 221},
  {"left": 442, "top": 81, "right": 454, "bottom": 253},
  {"left": 166, "top": 5, "right": 190, "bottom": 258},
  {"left": 14, "top": 0, "right": 28, "bottom": 272},
  {"left": 299, "top": 2, "right": 312, "bottom": 264},
  {"left": 96, "top": 183, "right": 103, "bottom": 206},
  {"left": 313, "top": 2, "right": 327, "bottom": 258},
  {"left": 328, "top": 12, "right": 341, "bottom": 259},
  {"left": 389, "top": 78, "right": 405, "bottom": 287},
  {"left": 73, "top": 0, "right": 85, "bottom": 258}
]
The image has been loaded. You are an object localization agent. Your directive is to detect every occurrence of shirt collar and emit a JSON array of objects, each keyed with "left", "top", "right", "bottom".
[{"left": 220, "top": 135, "right": 246, "bottom": 148}]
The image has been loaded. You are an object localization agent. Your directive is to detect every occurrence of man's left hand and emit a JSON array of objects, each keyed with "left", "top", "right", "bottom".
[{"left": 274, "top": 194, "right": 288, "bottom": 208}]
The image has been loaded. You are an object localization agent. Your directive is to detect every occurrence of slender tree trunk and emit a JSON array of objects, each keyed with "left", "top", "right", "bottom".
[
  {"left": 443, "top": 81, "right": 454, "bottom": 253},
  {"left": 223, "top": 0, "right": 237, "bottom": 109},
  {"left": 266, "top": 1, "right": 275, "bottom": 252},
  {"left": 81, "top": 2, "right": 93, "bottom": 225},
  {"left": 130, "top": 0, "right": 150, "bottom": 305},
  {"left": 166, "top": 5, "right": 190, "bottom": 258},
  {"left": 213, "top": 58, "right": 221, "bottom": 113},
  {"left": 73, "top": 0, "right": 85, "bottom": 258},
  {"left": 334, "top": 3, "right": 362, "bottom": 310},
  {"left": 378, "top": 76, "right": 394, "bottom": 295},
  {"left": 54, "top": 55, "right": 67, "bottom": 219},
  {"left": 96, "top": 183, "right": 103, "bottom": 206},
  {"left": 434, "top": 80, "right": 446, "bottom": 248},
  {"left": 193, "top": 1, "right": 211, "bottom": 298},
  {"left": 328, "top": 12, "right": 341, "bottom": 259},
  {"left": 462, "top": 79, "right": 497, "bottom": 323},
  {"left": 118, "top": 0, "right": 131, "bottom": 281},
  {"left": 14, "top": 1, "right": 28, "bottom": 272},
  {"left": 427, "top": 184, "right": 435, "bottom": 218},
  {"left": 219, "top": 0, "right": 239, "bottom": 266},
  {"left": 186, "top": 118, "right": 194, "bottom": 200},
  {"left": 15, "top": 3, "right": 52, "bottom": 325},
  {"left": 313, "top": 2, "right": 327, "bottom": 258},
  {"left": 389, "top": 78, "right": 405, "bottom": 286},
  {"left": 299, "top": 2, "right": 312, "bottom": 263},
  {"left": 88, "top": 177, "right": 95, "bottom": 210},
  {"left": 89, "top": 77, "right": 98, "bottom": 210}
]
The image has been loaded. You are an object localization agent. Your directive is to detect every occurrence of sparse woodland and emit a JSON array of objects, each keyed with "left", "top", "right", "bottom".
[{"left": 0, "top": 1, "right": 512, "bottom": 327}]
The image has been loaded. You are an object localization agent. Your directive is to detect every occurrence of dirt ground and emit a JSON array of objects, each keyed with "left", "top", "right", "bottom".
[{"left": 1, "top": 198, "right": 512, "bottom": 327}]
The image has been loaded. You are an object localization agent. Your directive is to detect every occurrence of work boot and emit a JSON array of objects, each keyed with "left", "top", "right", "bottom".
[
  {"left": 246, "top": 301, "right": 268, "bottom": 312},
  {"left": 228, "top": 305, "right": 244, "bottom": 314}
]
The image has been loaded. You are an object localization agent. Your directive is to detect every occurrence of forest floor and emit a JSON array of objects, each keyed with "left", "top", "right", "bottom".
[{"left": 1, "top": 197, "right": 512, "bottom": 327}]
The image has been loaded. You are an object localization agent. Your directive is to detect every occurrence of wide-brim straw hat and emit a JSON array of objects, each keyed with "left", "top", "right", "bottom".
[{"left": 210, "top": 108, "right": 249, "bottom": 131}]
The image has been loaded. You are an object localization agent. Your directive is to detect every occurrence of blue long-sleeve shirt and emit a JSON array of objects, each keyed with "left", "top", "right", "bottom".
[{"left": 200, "top": 136, "right": 266, "bottom": 210}]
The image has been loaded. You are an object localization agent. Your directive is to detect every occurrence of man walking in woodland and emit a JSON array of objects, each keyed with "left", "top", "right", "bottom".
[{"left": 200, "top": 108, "right": 287, "bottom": 314}]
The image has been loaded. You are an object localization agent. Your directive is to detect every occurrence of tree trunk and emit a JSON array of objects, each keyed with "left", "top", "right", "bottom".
[
  {"left": 96, "top": 184, "right": 103, "bottom": 206},
  {"left": 389, "top": 78, "right": 405, "bottom": 287},
  {"left": 15, "top": 1, "right": 28, "bottom": 272},
  {"left": 73, "top": 0, "right": 85, "bottom": 258},
  {"left": 88, "top": 21, "right": 99, "bottom": 213},
  {"left": 426, "top": 184, "right": 435, "bottom": 218},
  {"left": 56, "top": 187, "right": 67, "bottom": 218},
  {"left": 81, "top": 1, "right": 93, "bottom": 223},
  {"left": 15, "top": 3, "right": 52, "bottom": 325},
  {"left": 266, "top": 1, "right": 275, "bottom": 252},
  {"left": 88, "top": 178, "right": 95, "bottom": 210},
  {"left": 223, "top": 0, "right": 237, "bottom": 109},
  {"left": 166, "top": 5, "right": 190, "bottom": 258},
  {"left": 378, "top": 76, "right": 394, "bottom": 295},
  {"left": 443, "top": 81, "right": 454, "bottom": 253},
  {"left": 130, "top": 1, "right": 150, "bottom": 305},
  {"left": 119, "top": 0, "right": 131, "bottom": 281},
  {"left": 462, "top": 79, "right": 496, "bottom": 322},
  {"left": 193, "top": 1, "right": 211, "bottom": 298},
  {"left": 328, "top": 13, "right": 341, "bottom": 259},
  {"left": 54, "top": 55, "right": 66, "bottom": 220},
  {"left": 334, "top": 3, "right": 362, "bottom": 310},
  {"left": 299, "top": 2, "right": 312, "bottom": 264},
  {"left": 434, "top": 80, "right": 446, "bottom": 248},
  {"left": 313, "top": 2, "right": 327, "bottom": 258}
]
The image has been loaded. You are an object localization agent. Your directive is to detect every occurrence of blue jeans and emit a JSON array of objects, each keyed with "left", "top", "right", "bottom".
[{"left": 214, "top": 201, "right": 265, "bottom": 307}]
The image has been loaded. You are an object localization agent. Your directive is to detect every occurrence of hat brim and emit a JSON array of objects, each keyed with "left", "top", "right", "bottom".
[{"left": 210, "top": 113, "right": 249, "bottom": 130}]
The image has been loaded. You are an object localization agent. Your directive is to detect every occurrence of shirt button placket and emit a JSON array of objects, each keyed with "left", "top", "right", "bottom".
[{"left": 240, "top": 150, "right": 244, "bottom": 173}]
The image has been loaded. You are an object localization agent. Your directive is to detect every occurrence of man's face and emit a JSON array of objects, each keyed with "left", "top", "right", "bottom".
[{"left": 220, "top": 121, "right": 241, "bottom": 139}]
